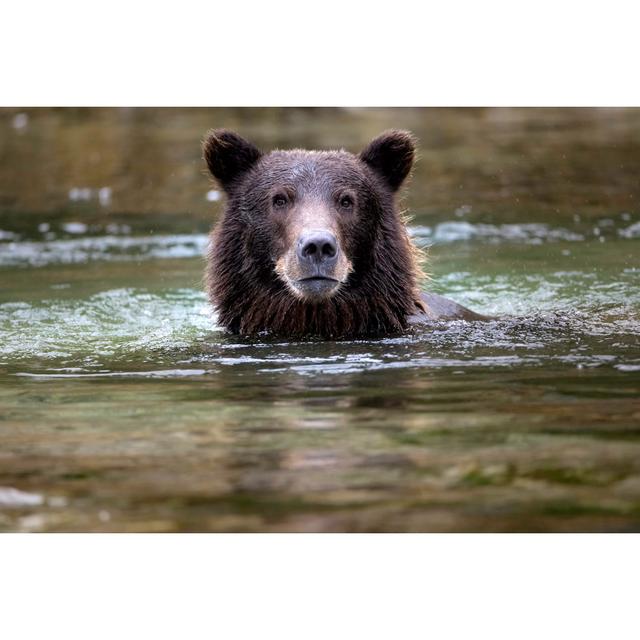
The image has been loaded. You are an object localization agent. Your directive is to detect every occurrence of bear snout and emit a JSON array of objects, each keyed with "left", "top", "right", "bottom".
[
  {"left": 290, "top": 229, "right": 343, "bottom": 299},
  {"left": 273, "top": 228, "right": 353, "bottom": 301},
  {"left": 296, "top": 231, "right": 339, "bottom": 267}
]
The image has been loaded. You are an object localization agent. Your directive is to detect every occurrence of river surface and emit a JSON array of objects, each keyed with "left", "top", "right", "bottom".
[{"left": 0, "top": 108, "right": 639, "bottom": 531}]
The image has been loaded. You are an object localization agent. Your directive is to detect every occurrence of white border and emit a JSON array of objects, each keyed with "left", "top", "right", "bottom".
[
  {"left": 2, "top": 1, "right": 640, "bottom": 105},
  {"left": 2, "top": 3, "right": 639, "bottom": 637},
  {"left": 2, "top": 534, "right": 639, "bottom": 639}
]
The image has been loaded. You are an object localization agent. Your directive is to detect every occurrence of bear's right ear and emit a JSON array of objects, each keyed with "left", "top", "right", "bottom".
[
  {"left": 202, "top": 129, "right": 262, "bottom": 191},
  {"left": 359, "top": 130, "right": 416, "bottom": 192}
]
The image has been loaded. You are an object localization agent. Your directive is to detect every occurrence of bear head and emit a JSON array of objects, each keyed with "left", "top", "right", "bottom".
[{"left": 203, "top": 129, "right": 425, "bottom": 338}]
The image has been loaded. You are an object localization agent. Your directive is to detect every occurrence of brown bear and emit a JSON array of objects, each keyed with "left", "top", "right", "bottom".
[{"left": 203, "top": 129, "right": 486, "bottom": 339}]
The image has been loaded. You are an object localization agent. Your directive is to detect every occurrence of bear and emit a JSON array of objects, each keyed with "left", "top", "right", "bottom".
[{"left": 203, "top": 129, "right": 486, "bottom": 339}]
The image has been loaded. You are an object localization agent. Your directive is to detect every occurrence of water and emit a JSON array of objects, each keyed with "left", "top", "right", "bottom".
[{"left": 1, "top": 108, "right": 639, "bottom": 531}]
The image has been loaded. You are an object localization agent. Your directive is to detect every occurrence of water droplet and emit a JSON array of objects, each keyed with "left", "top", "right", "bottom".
[
  {"left": 98, "top": 187, "right": 112, "bottom": 207},
  {"left": 0, "top": 487, "right": 44, "bottom": 507},
  {"left": 11, "top": 112, "right": 29, "bottom": 130},
  {"left": 62, "top": 222, "right": 88, "bottom": 234}
]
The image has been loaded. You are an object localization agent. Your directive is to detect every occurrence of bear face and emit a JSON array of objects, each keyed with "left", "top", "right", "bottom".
[{"left": 203, "top": 129, "right": 425, "bottom": 338}]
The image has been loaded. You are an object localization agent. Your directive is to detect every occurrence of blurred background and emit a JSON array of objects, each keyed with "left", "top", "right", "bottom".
[{"left": 1, "top": 107, "right": 639, "bottom": 235}]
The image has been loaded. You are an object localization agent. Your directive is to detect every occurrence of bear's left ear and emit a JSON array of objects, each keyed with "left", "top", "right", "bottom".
[
  {"left": 203, "top": 129, "right": 263, "bottom": 191},
  {"left": 359, "top": 130, "right": 416, "bottom": 192}
]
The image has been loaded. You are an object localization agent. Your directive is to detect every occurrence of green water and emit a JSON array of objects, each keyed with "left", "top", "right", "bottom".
[{"left": 0, "top": 108, "right": 639, "bottom": 531}]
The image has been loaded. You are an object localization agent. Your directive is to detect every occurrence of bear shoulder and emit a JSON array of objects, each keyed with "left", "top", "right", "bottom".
[{"left": 409, "top": 292, "right": 491, "bottom": 324}]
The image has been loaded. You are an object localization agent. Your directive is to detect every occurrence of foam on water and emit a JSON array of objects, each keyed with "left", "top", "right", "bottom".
[
  {"left": 0, "top": 280, "right": 637, "bottom": 378},
  {"left": 0, "top": 233, "right": 210, "bottom": 267},
  {"left": 0, "top": 288, "right": 214, "bottom": 362},
  {"left": 0, "top": 220, "right": 638, "bottom": 379},
  {"left": 2, "top": 219, "right": 639, "bottom": 268},
  {"left": 410, "top": 222, "right": 586, "bottom": 244}
]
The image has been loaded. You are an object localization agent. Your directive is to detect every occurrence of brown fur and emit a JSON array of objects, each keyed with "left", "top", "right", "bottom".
[{"left": 203, "top": 129, "right": 426, "bottom": 339}]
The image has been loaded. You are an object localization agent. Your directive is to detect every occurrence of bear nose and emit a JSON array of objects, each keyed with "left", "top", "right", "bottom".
[{"left": 297, "top": 231, "right": 338, "bottom": 265}]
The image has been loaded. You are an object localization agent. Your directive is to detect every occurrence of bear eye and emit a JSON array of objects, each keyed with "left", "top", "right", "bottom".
[
  {"left": 272, "top": 193, "right": 288, "bottom": 209},
  {"left": 339, "top": 194, "right": 354, "bottom": 210}
]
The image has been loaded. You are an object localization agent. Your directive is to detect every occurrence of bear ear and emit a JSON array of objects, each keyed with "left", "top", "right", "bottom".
[
  {"left": 359, "top": 130, "right": 416, "bottom": 192},
  {"left": 202, "top": 129, "right": 262, "bottom": 191}
]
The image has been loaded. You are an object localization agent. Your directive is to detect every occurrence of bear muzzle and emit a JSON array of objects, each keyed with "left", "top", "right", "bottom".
[{"left": 276, "top": 228, "right": 352, "bottom": 300}]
